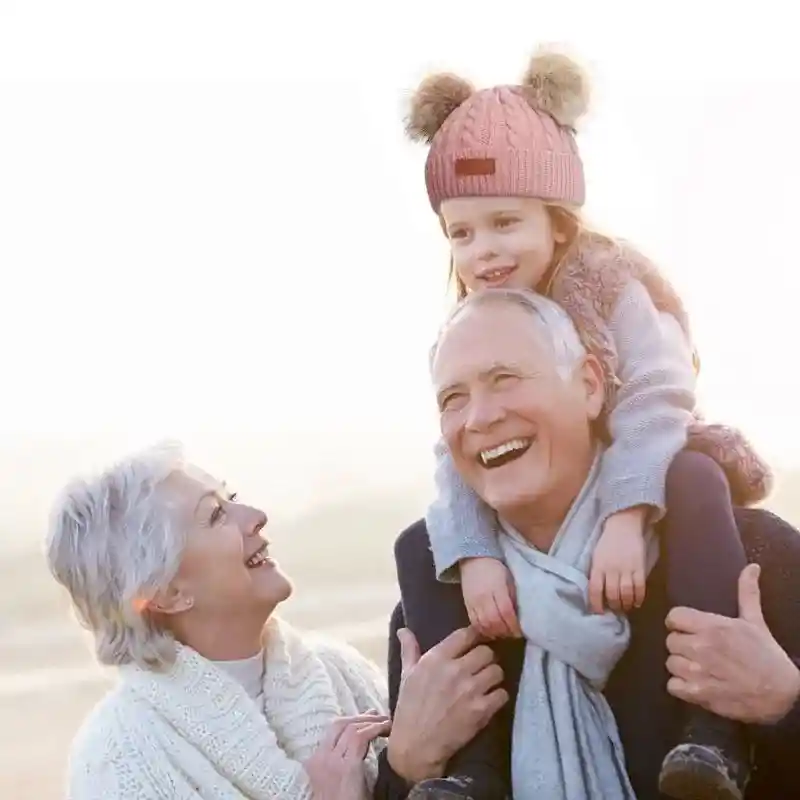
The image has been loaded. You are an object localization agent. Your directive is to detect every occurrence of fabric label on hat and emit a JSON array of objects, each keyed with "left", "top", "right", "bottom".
[{"left": 454, "top": 157, "right": 496, "bottom": 177}]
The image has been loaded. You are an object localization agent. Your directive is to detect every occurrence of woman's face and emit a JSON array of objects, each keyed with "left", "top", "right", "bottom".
[
  {"left": 159, "top": 468, "right": 292, "bottom": 624},
  {"left": 441, "top": 196, "right": 566, "bottom": 293}
]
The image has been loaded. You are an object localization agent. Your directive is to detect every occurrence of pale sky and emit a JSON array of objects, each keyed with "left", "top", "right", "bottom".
[{"left": 1, "top": 1, "right": 798, "bottom": 535}]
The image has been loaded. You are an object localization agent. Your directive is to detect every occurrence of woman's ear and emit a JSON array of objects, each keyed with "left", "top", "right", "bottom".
[{"left": 148, "top": 580, "right": 194, "bottom": 616}]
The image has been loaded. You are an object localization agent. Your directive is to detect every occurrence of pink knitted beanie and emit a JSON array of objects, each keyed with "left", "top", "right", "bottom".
[{"left": 405, "top": 47, "right": 590, "bottom": 212}]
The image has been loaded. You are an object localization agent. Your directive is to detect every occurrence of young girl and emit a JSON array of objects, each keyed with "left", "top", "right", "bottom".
[{"left": 400, "top": 46, "right": 773, "bottom": 800}]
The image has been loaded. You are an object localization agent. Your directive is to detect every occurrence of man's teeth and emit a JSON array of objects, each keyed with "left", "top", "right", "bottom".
[{"left": 480, "top": 438, "right": 531, "bottom": 465}]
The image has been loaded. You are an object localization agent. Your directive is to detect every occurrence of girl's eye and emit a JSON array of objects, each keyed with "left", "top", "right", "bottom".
[{"left": 210, "top": 504, "right": 225, "bottom": 525}]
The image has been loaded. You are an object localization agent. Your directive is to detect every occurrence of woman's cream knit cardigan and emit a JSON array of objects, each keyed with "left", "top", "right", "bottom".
[{"left": 66, "top": 617, "right": 389, "bottom": 799}]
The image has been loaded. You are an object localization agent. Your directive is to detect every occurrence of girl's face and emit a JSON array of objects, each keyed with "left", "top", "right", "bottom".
[{"left": 441, "top": 196, "right": 566, "bottom": 293}]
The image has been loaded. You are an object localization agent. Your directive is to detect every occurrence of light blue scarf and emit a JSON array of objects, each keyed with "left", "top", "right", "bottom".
[{"left": 498, "top": 450, "right": 658, "bottom": 799}]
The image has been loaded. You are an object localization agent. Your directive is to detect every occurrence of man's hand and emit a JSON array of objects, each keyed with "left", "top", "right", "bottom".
[
  {"left": 666, "top": 563, "right": 800, "bottom": 724},
  {"left": 387, "top": 626, "right": 508, "bottom": 784},
  {"left": 461, "top": 557, "right": 522, "bottom": 639},
  {"left": 306, "top": 713, "right": 392, "bottom": 800},
  {"left": 589, "top": 507, "right": 648, "bottom": 614}
]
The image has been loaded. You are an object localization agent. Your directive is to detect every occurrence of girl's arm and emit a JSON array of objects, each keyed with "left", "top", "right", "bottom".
[
  {"left": 598, "top": 279, "right": 697, "bottom": 524},
  {"left": 426, "top": 438, "right": 503, "bottom": 582}
]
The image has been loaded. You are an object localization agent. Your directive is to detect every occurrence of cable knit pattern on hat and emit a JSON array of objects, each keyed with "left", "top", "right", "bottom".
[
  {"left": 65, "top": 617, "right": 388, "bottom": 800},
  {"left": 424, "top": 86, "right": 585, "bottom": 211}
]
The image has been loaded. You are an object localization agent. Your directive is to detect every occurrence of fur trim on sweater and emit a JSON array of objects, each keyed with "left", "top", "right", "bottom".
[{"left": 548, "top": 230, "right": 773, "bottom": 506}]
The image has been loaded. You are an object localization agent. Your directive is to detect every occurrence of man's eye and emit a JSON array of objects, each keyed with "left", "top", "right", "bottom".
[
  {"left": 493, "top": 373, "right": 519, "bottom": 389},
  {"left": 440, "top": 392, "right": 466, "bottom": 411}
]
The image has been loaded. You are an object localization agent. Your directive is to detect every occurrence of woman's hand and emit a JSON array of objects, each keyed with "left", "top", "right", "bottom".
[{"left": 305, "top": 712, "right": 391, "bottom": 800}]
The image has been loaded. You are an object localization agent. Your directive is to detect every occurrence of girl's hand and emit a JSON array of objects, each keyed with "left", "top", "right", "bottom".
[
  {"left": 461, "top": 557, "right": 522, "bottom": 639},
  {"left": 589, "top": 507, "right": 648, "bottom": 614}
]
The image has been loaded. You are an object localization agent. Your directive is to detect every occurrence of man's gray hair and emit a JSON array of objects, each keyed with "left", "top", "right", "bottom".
[
  {"left": 430, "top": 288, "right": 587, "bottom": 378},
  {"left": 45, "top": 441, "right": 188, "bottom": 671}
]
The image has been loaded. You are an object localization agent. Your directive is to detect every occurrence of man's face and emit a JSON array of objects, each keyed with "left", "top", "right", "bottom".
[{"left": 432, "top": 301, "right": 604, "bottom": 520}]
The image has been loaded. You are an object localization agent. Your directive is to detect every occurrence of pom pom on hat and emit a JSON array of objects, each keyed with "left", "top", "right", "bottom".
[
  {"left": 410, "top": 45, "right": 589, "bottom": 211},
  {"left": 521, "top": 46, "right": 590, "bottom": 129},
  {"left": 405, "top": 72, "right": 475, "bottom": 143}
]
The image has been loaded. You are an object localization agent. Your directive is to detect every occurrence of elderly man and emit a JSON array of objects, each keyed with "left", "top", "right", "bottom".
[{"left": 374, "top": 289, "right": 800, "bottom": 800}]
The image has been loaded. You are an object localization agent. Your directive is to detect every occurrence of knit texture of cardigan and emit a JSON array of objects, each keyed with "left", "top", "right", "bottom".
[{"left": 65, "top": 617, "right": 389, "bottom": 800}]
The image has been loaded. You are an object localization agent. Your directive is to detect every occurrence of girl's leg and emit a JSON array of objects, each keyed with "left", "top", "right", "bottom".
[
  {"left": 393, "top": 520, "right": 514, "bottom": 800},
  {"left": 659, "top": 450, "right": 750, "bottom": 800},
  {"left": 664, "top": 450, "right": 746, "bottom": 615}
]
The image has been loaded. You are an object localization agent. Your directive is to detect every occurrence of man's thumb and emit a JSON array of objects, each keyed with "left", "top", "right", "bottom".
[
  {"left": 738, "top": 563, "right": 765, "bottom": 625},
  {"left": 397, "top": 627, "right": 420, "bottom": 675}
]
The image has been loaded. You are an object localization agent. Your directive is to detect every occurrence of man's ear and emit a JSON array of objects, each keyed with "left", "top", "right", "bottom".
[
  {"left": 148, "top": 578, "right": 194, "bottom": 616},
  {"left": 578, "top": 355, "right": 606, "bottom": 420}
]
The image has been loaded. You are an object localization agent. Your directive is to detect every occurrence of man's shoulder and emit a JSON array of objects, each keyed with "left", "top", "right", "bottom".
[
  {"left": 733, "top": 505, "right": 798, "bottom": 538},
  {"left": 393, "top": 517, "right": 432, "bottom": 561}
]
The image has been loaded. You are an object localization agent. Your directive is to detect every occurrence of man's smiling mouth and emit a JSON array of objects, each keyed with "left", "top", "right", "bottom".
[{"left": 478, "top": 437, "right": 533, "bottom": 469}]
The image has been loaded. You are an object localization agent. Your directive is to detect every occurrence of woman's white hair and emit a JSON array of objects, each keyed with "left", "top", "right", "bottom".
[
  {"left": 45, "top": 440, "right": 188, "bottom": 671},
  {"left": 430, "top": 287, "right": 587, "bottom": 378}
]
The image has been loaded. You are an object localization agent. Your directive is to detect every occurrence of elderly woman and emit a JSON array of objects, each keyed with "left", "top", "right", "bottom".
[{"left": 47, "top": 442, "right": 395, "bottom": 800}]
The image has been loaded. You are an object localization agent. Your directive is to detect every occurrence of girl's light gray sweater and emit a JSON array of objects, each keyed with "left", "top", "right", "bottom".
[{"left": 426, "top": 278, "right": 697, "bottom": 580}]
